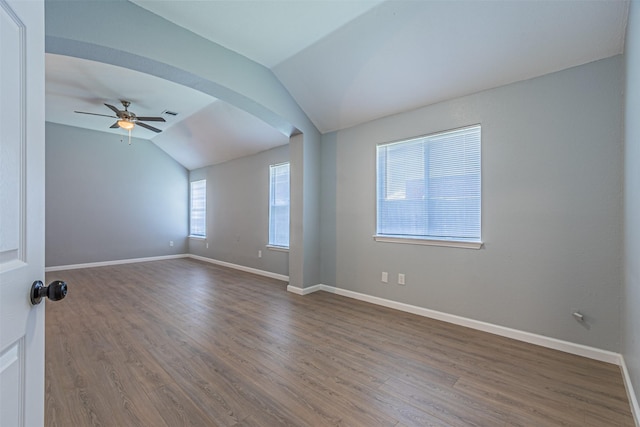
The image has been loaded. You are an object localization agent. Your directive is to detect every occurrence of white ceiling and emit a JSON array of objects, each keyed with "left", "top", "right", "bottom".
[
  {"left": 45, "top": 54, "right": 289, "bottom": 170},
  {"left": 130, "top": 0, "right": 385, "bottom": 68},
  {"left": 45, "top": 0, "right": 629, "bottom": 170},
  {"left": 273, "top": 0, "right": 630, "bottom": 132}
]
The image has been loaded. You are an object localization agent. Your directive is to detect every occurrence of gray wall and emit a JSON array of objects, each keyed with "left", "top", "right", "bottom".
[
  {"left": 45, "top": 123, "right": 188, "bottom": 266},
  {"left": 324, "top": 56, "right": 623, "bottom": 351},
  {"left": 189, "top": 144, "right": 289, "bottom": 276},
  {"left": 624, "top": 0, "right": 640, "bottom": 410}
]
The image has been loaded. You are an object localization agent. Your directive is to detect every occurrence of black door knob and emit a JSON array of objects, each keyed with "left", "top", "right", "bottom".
[{"left": 30, "top": 280, "right": 67, "bottom": 305}]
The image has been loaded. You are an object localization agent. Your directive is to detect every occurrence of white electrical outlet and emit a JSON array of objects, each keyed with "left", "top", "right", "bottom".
[
  {"left": 398, "top": 273, "right": 405, "bottom": 285},
  {"left": 258, "top": 250, "right": 262, "bottom": 258},
  {"left": 206, "top": 242, "right": 209, "bottom": 249},
  {"left": 169, "top": 241, "right": 174, "bottom": 247},
  {"left": 381, "top": 272, "right": 388, "bottom": 283}
]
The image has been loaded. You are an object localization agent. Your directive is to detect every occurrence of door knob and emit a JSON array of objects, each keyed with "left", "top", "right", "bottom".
[{"left": 30, "top": 280, "right": 67, "bottom": 305}]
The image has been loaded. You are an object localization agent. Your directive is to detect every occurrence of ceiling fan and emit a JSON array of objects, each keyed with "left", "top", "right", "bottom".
[{"left": 74, "top": 100, "right": 166, "bottom": 133}]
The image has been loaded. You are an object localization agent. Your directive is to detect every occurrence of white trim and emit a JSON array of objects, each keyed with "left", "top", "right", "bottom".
[
  {"left": 45, "top": 253, "right": 288, "bottom": 282},
  {"left": 286, "top": 284, "right": 324, "bottom": 295},
  {"left": 290, "top": 284, "right": 621, "bottom": 365},
  {"left": 374, "top": 235, "right": 483, "bottom": 249},
  {"left": 45, "top": 254, "right": 189, "bottom": 272},
  {"left": 188, "top": 254, "right": 289, "bottom": 282},
  {"left": 621, "top": 356, "right": 640, "bottom": 427},
  {"left": 266, "top": 244, "right": 289, "bottom": 252}
]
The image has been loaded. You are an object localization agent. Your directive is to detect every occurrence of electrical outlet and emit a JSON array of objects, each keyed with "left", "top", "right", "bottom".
[
  {"left": 169, "top": 241, "right": 174, "bottom": 247},
  {"left": 205, "top": 242, "right": 209, "bottom": 249},
  {"left": 258, "top": 250, "right": 262, "bottom": 258},
  {"left": 398, "top": 273, "right": 405, "bottom": 285},
  {"left": 381, "top": 272, "right": 388, "bottom": 283}
]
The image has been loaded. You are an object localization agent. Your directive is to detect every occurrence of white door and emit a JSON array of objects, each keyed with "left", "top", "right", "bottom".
[{"left": 0, "top": 0, "right": 46, "bottom": 425}]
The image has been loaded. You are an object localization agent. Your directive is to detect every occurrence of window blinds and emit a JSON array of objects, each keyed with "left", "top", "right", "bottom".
[
  {"left": 376, "top": 125, "right": 481, "bottom": 241},
  {"left": 269, "top": 163, "right": 290, "bottom": 247},
  {"left": 190, "top": 180, "right": 206, "bottom": 237}
]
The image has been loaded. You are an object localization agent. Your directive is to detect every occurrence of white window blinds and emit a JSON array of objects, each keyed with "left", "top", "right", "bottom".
[
  {"left": 269, "top": 163, "right": 290, "bottom": 247},
  {"left": 190, "top": 180, "right": 206, "bottom": 237},
  {"left": 376, "top": 125, "right": 481, "bottom": 242}
]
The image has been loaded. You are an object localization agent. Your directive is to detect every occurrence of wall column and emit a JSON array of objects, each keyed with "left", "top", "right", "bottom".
[{"left": 289, "top": 132, "right": 321, "bottom": 288}]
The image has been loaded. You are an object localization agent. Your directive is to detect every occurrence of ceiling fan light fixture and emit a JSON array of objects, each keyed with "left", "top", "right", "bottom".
[
  {"left": 117, "top": 119, "right": 135, "bottom": 131},
  {"left": 75, "top": 101, "right": 164, "bottom": 134}
]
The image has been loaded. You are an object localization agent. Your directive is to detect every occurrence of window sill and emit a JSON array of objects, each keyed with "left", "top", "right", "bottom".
[
  {"left": 266, "top": 245, "right": 289, "bottom": 253},
  {"left": 188, "top": 235, "right": 206, "bottom": 240},
  {"left": 373, "top": 235, "right": 483, "bottom": 250}
]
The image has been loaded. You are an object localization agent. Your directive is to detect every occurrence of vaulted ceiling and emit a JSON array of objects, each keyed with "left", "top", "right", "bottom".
[{"left": 45, "top": 0, "right": 629, "bottom": 170}]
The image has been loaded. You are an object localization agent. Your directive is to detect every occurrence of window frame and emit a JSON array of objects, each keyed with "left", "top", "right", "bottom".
[
  {"left": 374, "top": 125, "right": 483, "bottom": 249},
  {"left": 189, "top": 179, "right": 206, "bottom": 239},
  {"left": 268, "top": 162, "right": 290, "bottom": 250}
]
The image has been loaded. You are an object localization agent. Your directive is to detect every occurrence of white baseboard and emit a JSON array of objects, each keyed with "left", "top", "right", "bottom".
[
  {"left": 621, "top": 356, "right": 640, "bottom": 427},
  {"left": 45, "top": 254, "right": 189, "bottom": 272},
  {"left": 287, "top": 284, "right": 324, "bottom": 295},
  {"left": 46, "top": 253, "right": 289, "bottom": 283},
  {"left": 188, "top": 254, "right": 289, "bottom": 282},
  {"left": 289, "top": 284, "right": 622, "bottom": 365}
]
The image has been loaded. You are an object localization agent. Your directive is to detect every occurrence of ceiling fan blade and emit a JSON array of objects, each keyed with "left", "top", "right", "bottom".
[
  {"left": 136, "top": 116, "right": 166, "bottom": 122},
  {"left": 74, "top": 111, "right": 117, "bottom": 118},
  {"left": 104, "top": 103, "right": 122, "bottom": 115},
  {"left": 136, "top": 122, "right": 162, "bottom": 133},
  {"left": 110, "top": 122, "right": 120, "bottom": 129}
]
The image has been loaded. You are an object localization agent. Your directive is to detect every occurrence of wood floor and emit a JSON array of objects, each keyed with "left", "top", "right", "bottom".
[{"left": 45, "top": 258, "right": 635, "bottom": 426}]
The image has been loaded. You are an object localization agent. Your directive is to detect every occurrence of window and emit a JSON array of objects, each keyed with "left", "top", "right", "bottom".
[
  {"left": 269, "top": 162, "right": 290, "bottom": 248},
  {"left": 376, "top": 125, "right": 481, "bottom": 248},
  {"left": 190, "top": 180, "right": 206, "bottom": 237}
]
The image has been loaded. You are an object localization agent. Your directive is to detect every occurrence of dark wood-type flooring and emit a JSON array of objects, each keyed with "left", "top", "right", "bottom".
[{"left": 45, "top": 258, "right": 635, "bottom": 426}]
